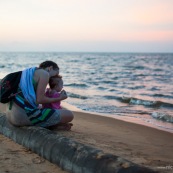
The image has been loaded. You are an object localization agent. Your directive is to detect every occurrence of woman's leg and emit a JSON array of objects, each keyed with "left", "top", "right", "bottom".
[
  {"left": 6, "top": 102, "right": 32, "bottom": 126},
  {"left": 59, "top": 109, "right": 74, "bottom": 123},
  {"left": 5, "top": 102, "right": 74, "bottom": 129},
  {"left": 47, "top": 109, "right": 74, "bottom": 130}
]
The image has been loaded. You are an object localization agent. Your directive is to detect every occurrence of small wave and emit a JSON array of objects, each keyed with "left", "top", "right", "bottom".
[
  {"left": 104, "top": 95, "right": 161, "bottom": 106},
  {"left": 121, "top": 96, "right": 173, "bottom": 108},
  {"left": 154, "top": 68, "right": 162, "bottom": 72},
  {"left": 105, "top": 72, "right": 113, "bottom": 75},
  {"left": 104, "top": 95, "right": 122, "bottom": 101},
  {"left": 86, "top": 58, "right": 92, "bottom": 60},
  {"left": 68, "top": 93, "right": 88, "bottom": 99},
  {"left": 153, "top": 93, "right": 173, "bottom": 99},
  {"left": 109, "top": 89, "right": 117, "bottom": 92},
  {"left": 151, "top": 112, "right": 173, "bottom": 123},
  {"left": 135, "top": 66, "right": 145, "bottom": 70},
  {"left": 69, "top": 60, "right": 79, "bottom": 63},
  {"left": 124, "top": 65, "right": 145, "bottom": 70},
  {"left": 135, "top": 73, "right": 146, "bottom": 77},
  {"left": 102, "top": 80, "right": 118, "bottom": 84},
  {"left": 130, "top": 98, "right": 158, "bottom": 106},
  {"left": 97, "top": 86, "right": 107, "bottom": 90},
  {"left": 0, "top": 65, "right": 5, "bottom": 68},
  {"left": 65, "top": 83, "right": 88, "bottom": 87},
  {"left": 150, "top": 87, "right": 160, "bottom": 91},
  {"left": 121, "top": 97, "right": 160, "bottom": 107},
  {"left": 111, "top": 77, "right": 118, "bottom": 80},
  {"left": 127, "top": 85, "right": 145, "bottom": 90}
]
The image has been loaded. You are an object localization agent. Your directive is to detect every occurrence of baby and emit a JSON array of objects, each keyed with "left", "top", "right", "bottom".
[{"left": 42, "top": 75, "right": 67, "bottom": 109}]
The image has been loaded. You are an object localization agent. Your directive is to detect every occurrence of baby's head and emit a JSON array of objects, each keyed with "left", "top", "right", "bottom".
[{"left": 49, "top": 75, "right": 63, "bottom": 92}]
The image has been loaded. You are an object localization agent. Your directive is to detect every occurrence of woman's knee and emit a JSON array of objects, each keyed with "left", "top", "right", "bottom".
[{"left": 60, "top": 109, "right": 74, "bottom": 123}]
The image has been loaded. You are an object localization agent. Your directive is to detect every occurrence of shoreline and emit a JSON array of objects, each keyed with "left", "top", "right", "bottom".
[
  {"left": 59, "top": 108, "right": 173, "bottom": 172},
  {"left": 62, "top": 102, "right": 173, "bottom": 134}
]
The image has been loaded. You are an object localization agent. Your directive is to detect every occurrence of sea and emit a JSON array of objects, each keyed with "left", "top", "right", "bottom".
[{"left": 0, "top": 52, "right": 173, "bottom": 133}]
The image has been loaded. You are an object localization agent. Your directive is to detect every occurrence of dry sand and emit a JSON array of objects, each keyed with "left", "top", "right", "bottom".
[
  {"left": 0, "top": 102, "right": 173, "bottom": 173},
  {"left": 0, "top": 134, "right": 68, "bottom": 173},
  {"left": 0, "top": 103, "right": 68, "bottom": 173}
]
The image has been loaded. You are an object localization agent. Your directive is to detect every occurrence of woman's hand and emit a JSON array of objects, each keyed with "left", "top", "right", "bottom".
[{"left": 59, "top": 90, "right": 68, "bottom": 100}]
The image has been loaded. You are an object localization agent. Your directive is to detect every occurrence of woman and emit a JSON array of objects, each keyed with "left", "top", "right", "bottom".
[{"left": 6, "top": 61, "right": 74, "bottom": 130}]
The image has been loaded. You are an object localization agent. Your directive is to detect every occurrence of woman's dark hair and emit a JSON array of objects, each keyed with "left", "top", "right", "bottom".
[{"left": 39, "top": 61, "right": 59, "bottom": 70}]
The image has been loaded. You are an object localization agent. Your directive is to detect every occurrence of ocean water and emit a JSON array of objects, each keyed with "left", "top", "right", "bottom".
[{"left": 0, "top": 52, "right": 173, "bottom": 133}]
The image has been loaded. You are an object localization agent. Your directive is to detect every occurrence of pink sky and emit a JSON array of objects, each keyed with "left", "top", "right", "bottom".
[{"left": 0, "top": 0, "right": 173, "bottom": 52}]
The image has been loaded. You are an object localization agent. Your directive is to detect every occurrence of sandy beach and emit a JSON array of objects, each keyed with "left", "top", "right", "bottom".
[
  {"left": 0, "top": 134, "right": 68, "bottom": 173},
  {"left": 0, "top": 103, "right": 173, "bottom": 173},
  {"left": 58, "top": 103, "right": 173, "bottom": 172},
  {"left": 0, "top": 104, "right": 68, "bottom": 173}
]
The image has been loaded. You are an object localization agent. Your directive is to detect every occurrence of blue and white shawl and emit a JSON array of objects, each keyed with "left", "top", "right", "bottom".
[{"left": 19, "top": 67, "right": 38, "bottom": 108}]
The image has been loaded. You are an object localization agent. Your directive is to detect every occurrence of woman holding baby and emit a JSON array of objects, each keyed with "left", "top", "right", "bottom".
[{"left": 6, "top": 61, "right": 74, "bottom": 130}]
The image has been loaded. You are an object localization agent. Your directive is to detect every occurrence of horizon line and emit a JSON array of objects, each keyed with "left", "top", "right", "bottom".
[{"left": 0, "top": 51, "right": 173, "bottom": 54}]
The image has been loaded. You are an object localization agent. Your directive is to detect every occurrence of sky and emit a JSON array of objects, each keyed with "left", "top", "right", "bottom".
[{"left": 0, "top": 0, "right": 173, "bottom": 52}]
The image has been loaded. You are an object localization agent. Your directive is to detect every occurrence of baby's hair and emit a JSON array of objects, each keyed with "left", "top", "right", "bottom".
[
  {"left": 49, "top": 75, "right": 62, "bottom": 89},
  {"left": 39, "top": 61, "right": 59, "bottom": 70}
]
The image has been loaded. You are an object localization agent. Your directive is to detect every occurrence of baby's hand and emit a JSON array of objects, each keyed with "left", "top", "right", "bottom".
[{"left": 60, "top": 90, "right": 68, "bottom": 100}]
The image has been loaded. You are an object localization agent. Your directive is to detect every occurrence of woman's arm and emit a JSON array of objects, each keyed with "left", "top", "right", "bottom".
[{"left": 35, "top": 70, "right": 67, "bottom": 104}]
